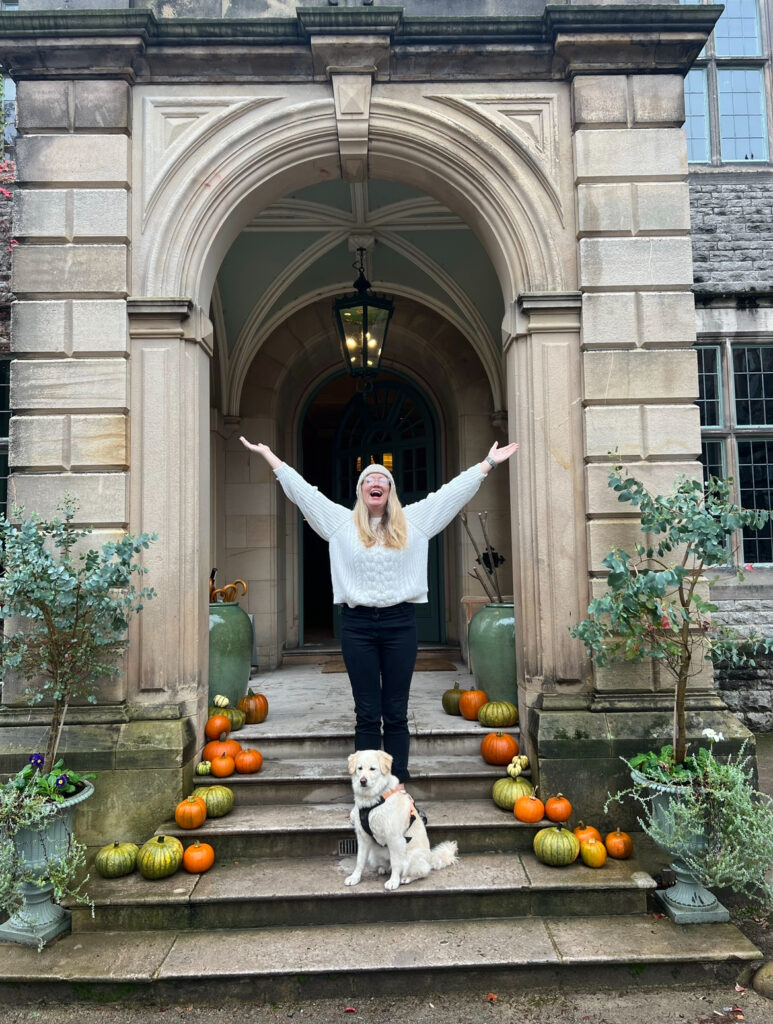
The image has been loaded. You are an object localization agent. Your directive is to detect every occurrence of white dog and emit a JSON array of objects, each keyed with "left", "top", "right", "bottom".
[{"left": 344, "top": 749, "right": 458, "bottom": 891}]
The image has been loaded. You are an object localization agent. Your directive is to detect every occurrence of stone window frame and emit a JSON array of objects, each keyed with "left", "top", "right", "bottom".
[
  {"left": 697, "top": 336, "right": 773, "bottom": 565},
  {"left": 682, "top": 0, "right": 771, "bottom": 165},
  {"left": 0, "top": 352, "right": 9, "bottom": 520}
]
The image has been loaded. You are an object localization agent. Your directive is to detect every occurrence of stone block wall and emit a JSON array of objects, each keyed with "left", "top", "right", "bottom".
[
  {"left": 712, "top": 592, "right": 773, "bottom": 733},
  {"left": 690, "top": 175, "right": 773, "bottom": 291}
]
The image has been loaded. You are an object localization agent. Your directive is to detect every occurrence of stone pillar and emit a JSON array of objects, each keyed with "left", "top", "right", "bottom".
[
  {"left": 0, "top": 82, "right": 204, "bottom": 843},
  {"left": 505, "top": 293, "right": 587, "bottom": 766},
  {"left": 534, "top": 74, "right": 752, "bottom": 816}
]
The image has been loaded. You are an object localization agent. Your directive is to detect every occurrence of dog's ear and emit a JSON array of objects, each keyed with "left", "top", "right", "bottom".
[
  {"left": 378, "top": 751, "right": 393, "bottom": 776},
  {"left": 347, "top": 752, "right": 359, "bottom": 775}
]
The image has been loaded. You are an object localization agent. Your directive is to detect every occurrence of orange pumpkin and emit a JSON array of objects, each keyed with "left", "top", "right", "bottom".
[
  {"left": 514, "top": 792, "right": 545, "bottom": 823},
  {"left": 545, "top": 793, "right": 573, "bottom": 822},
  {"left": 202, "top": 733, "right": 242, "bottom": 762},
  {"left": 210, "top": 752, "right": 236, "bottom": 778},
  {"left": 238, "top": 688, "right": 269, "bottom": 725},
  {"left": 579, "top": 837, "right": 608, "bottom": 869},
  {"left": 605, "top": 828, "right": 634, "bottom": 859},
  {"left": 234, "top": 748, "right": 263, "bottom": 774},
  {"left": 480, "top": 732, "right": 518, "bottom": 766},
  {"left": 174, "top": 795, "right": 207, "bottom": 830},
  {"left": 205, "top": 714, "right": 232, "bottom": 741},
  {"left": 573, "top": 821, "right": 602, "bottom": 845},
  {"left": 459, "top": 688, "right": 489, "bottom": 721},
  {"left": 183, "top": 840, "right": 215, "bottom": 874}
]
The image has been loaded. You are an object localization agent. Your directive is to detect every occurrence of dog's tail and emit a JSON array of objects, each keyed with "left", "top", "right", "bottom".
[{"left": 428, "top": 840, "right": 458, "bottom": 870}]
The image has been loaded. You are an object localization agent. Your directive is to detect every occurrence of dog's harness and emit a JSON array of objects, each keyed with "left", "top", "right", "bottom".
[{"left": 359, "top": 785, "right": 428, "bottom": 845}]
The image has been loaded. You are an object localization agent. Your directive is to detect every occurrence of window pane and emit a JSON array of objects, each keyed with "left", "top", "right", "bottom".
[
  {"left": 718, "top": 68, "right": 768, "bottom": 161},
  {"left": 714, "top": 0, "right": 761, "bottom": 56},
  {"left": 1, "top": 76, "right": 15, "bottom": 153},
  {"left": 700, "top": 439, "right": 725, "bottom": 482},
  {"left": 696, "top": 346, "right": 722, "bottom": 425},
  {"left": 737, "top": 438, "right": 773, "bottom": 563},
  {"left": 734, "top": 346, "right": 773, "bottom": 426},
  {"left": 684, "top": 69, "right": 710, "bottom": 163}
]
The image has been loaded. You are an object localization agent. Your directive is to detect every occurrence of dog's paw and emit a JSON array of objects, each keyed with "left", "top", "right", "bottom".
[
  {"left": 344, "top": 873, "right": 361, "bottom": 886},
  {"left": 384, "top": 876, "right": 401, "bottom": 891}
]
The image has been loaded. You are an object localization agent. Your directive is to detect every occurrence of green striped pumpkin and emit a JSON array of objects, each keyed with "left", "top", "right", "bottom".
[
  {"left": 478, "top": 701, "right": 518, "bottom": 728},
  {"left": 208, "top": 705, "right": 246, "bottom": 731},
  {"left": 491, "top": 775, "right": 533, "bottom": 810},
  {"left": 136, "top": 835, "right": 184, "bottom": 880},
  {"left": 95, "top": 840, "right": 139, "bottom": 879},
  {"left": 192, "top": 784, "right": 235, "bottom": 818},
  {"left": 533, "top": 825, "right": 580, "bottom": 867}
]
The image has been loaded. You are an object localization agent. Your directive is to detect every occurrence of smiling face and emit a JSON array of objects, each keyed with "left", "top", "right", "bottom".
[{"left": 360, "top": 472, "right": 391, "bottom": 517}]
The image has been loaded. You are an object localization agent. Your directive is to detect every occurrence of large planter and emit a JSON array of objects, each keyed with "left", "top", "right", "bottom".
[
  {"left": 467, "top": 602, "right": 517, "bottom": 703},
  {"left": 630, "top": 770, "right": 729, "bottom": 924},
  {"left": 0, "top": 780, "right": 94, "bottom": 947},
  {"left": 209, "top": 601, "right": 253, "bottom": 707}
]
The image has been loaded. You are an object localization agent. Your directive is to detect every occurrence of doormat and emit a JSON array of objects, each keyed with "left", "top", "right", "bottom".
[{"left": 322, "top": 653, "right": 458, "bottom": 673}]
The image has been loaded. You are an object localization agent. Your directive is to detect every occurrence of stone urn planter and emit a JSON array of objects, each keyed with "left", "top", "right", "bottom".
[
  {"left": 0, "top": 780, "right": 95, "bottom": 947},
  {"left": 630, "top": 769, "right": 729, "bottom": 924},
  {"left": 209, "top": 601, "right": 254, "bottom": 707},
  {"left": 467, "top": 602, "right": 517, "bottom": 704}
]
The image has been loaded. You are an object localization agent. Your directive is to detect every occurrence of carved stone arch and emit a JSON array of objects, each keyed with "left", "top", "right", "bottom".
[{"left": 137, "top": 90, "right": 570, "bottom": 324}]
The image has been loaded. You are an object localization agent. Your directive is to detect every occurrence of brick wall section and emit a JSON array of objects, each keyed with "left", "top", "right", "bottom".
[
  {"left": 689, "top": 176, "right": 773, "bottom": 291},
  {"left": 713, "top": 599, "right": 773, "bottom": 732}
]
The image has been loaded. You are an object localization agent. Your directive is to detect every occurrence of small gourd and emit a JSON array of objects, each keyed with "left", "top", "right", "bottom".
[
  {"left": 459, "top": 688, "right": 489, "bottom": 721},
  {"left": 579, "top": 837, "right": 608, "bottom": 869},
  {"left": 237, "top": 689, "right": 269, "bottom": 725},
  {"left": 212, "top": 694, "right": 230, "bottom": 708},
  {"left": 506, "top": 755, "right": 529, "bottom": 778},
  {"left": 533, "top": 825, "right": 580, "bottom": 867},
  {"left": 477, "top": 700, "right": 518, "bottom": 728},
  {"left": 491, "top": 775, "right": 533, "bottom": 811},
  {"left": 195, "top": 760, "right": 212, "bottom": 776},
  {"left": 136, "top": 835, "right": 184, "bottom": 880},
  {"left": 94, "top": 840, "right": 139, "bottom": 879},
  {"left": 480, "top": 732, "right": 519, "bottom": 766},
  {"left": 191, "top": 784, "right": 235, "bottom": 818},
  {"left": 441, "top": 681, "right": 464, "bottom": 716}
]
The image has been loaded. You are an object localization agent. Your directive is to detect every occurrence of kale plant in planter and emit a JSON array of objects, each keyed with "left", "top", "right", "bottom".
[
  {"left": 571, "top": 464, "right": 773, "bottom": 918},
  {"left": 0, "top": 500, "right": 155, "bottom": 946}
]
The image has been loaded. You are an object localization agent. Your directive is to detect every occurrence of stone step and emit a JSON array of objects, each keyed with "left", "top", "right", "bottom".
[
  {"left": 221, "top": 721, "right": 513, "bottom": 759},
  {"left": 192, "top": 754, "right": 520, "bottom": 804},
  {"left": 2, "top": 916, "right": 760, "bottom": 1003},
  {"left": 72, "top": 850, "right": 656, "bottom": 933},
  {"left": 156, "top": 797, "right": 539, "bottom": 859}
]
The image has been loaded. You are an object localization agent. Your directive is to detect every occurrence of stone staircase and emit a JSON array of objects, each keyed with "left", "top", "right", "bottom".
[{"left": 0, "top": 663, "right": 762, "bottom": 1002}]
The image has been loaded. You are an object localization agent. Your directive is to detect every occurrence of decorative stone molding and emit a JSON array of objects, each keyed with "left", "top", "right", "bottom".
[{"left": 331, "top": 72, "right": 373, "bottom": 183}]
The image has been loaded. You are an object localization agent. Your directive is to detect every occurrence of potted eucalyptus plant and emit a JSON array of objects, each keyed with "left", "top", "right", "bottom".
[
  {"left": 571, "top": 462, "right": 773, "bottom": 920},
  {"left": 0, "top": 499, "right": 155, "bottom": 947}
]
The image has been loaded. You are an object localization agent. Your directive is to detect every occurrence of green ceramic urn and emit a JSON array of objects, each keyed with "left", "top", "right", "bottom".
[
  {"left": 208, "top": 601, "right": 253, "bottom": 707},
  {"left": 467, "top": 602, "right": 517, "bottom": 703}
]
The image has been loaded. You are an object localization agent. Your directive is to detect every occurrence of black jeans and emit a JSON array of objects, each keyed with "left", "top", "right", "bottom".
[{"left": 340, "top": 602, "right": 418, "bottom": 781}]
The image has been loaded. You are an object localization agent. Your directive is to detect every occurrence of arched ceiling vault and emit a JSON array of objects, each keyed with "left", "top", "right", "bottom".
[{"left": 216, "top": 179, "right": 506, "bottom": 415}]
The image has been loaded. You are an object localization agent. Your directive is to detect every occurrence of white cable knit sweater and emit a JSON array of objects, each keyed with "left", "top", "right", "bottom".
[{"left": 274, "top": 463, "right": 486, "bottom": 607}]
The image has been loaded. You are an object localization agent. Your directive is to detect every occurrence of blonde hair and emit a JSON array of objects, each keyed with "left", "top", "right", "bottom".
[{"left": 353, "top": 485, "right": 408, "bottom": 549}]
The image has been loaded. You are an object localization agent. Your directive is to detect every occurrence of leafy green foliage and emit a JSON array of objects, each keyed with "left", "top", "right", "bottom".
[
  {"left": 608, "top": 739, "right": 773, "bottom": 905},
  {"left": 571, "top": 462, "right": 773, "bottom": 763},
  {"left": 0, "top": 497, "right": 156, "bottom": 771}
]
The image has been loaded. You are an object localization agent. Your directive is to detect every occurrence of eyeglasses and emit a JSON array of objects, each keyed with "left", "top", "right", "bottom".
[{"left": 363, "top": 475, "right": 390, "bottom": 487}]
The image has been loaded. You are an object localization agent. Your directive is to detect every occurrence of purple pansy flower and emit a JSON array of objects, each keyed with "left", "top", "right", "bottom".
[
  {"left": 55, "top": 774, "right": 69, "bottom": 790},
  {"left": 28, "top": 753, "right": 44, "bottom": 768}
]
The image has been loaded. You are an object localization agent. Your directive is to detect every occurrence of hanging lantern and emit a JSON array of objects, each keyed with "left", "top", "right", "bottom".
[{"left": 333, "top": 247, "right": 394, "bottom": 378}]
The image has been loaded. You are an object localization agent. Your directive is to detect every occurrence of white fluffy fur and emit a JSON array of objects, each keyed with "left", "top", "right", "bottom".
[{"left": 344, "top": 749, "right": 458, "bottom": 891}]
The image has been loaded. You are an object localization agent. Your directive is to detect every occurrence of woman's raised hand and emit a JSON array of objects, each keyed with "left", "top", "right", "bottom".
[
  {"left": 486, "top": 441, "right": 519, "bottom": 467},
  {"left": 239, "top": 437, "right": 283, "bottom": 470}
]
